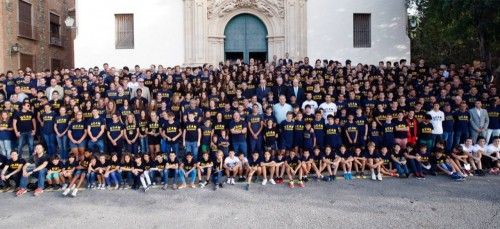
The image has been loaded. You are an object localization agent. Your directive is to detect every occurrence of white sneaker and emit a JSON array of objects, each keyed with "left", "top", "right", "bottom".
[
  {"left": 61, "top": 183, "right": 68, "bottom": 190},
  {"left": 227, "top": 178, "right": 232, "bottom": 184},
  {"left": 62, "top": 187, "right": 71, "bottom": 196},
  {"left": 71, "top": 188, "right": 78, "bottom": 197},
  {"left": 377, "top": 173, "right": 383, "bottom": 181},
  {"left": 269, "top": 179, "right": 276, "bottom": 185},
  {"left": 230, "top": 178, "right": 235, "bottom": 185},
  {"left": 262, "top": 179, "right": 267, "bottom": 185},
  {"left": 371, "top": 172, "right": 376, "bottom": 180}
]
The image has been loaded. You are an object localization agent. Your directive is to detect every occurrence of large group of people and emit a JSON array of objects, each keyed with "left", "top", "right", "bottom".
[{"left": 0, "top": 56, "right": 499, "bottom": 197}]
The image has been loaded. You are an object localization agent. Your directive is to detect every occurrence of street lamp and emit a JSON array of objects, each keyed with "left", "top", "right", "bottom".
[
  {"left": 10, "top": 43, "right": 20, "bottom": 55},
  {"left": 64, "top": 16, "right": 75, "bottom": 28}
]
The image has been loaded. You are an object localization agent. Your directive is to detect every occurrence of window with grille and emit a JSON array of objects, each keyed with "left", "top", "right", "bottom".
[
  {"left": 50, "top": 13, "right": 61, "bottom": 45},
  {"left": 115, "top": 14, "right": 134, "bottom": 49},
  {"left": 353, "top": 14, "right": 371, "bottom": 48},
  {"left": 18, "top": 0, "right": 33, "bottom": 38},
  {"left": 51, "top": 58, "right": 62, "bottom": 71},
  {"left": 20, "top": 53, "right": 34, "bottom": 70}
]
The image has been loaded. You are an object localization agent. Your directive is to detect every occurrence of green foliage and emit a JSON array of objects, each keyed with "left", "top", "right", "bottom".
[{"left": 409, "top": 0, "right": 500, "bottom": 68}]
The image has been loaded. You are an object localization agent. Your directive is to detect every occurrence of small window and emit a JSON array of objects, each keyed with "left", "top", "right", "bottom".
[
  {"left": 20, "top": 53, "right": 34, "bottom": 70},
  {"left": 51, "top": 58, "right": 62, "bottom": 71},
  {"left": 18, "top": 0, "right": 33, "bottom": 38},
  {"left": 353, "top": 13, "right": 371, "bottom": 48},
  {"left": 115, "top": 14, "right": 134, "bottom": 49},
  {"left": 50, "top": 13, "right": 61, "bottom": 46}
]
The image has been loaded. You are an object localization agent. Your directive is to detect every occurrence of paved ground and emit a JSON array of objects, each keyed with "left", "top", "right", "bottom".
[{"left": 0, "top": 175, "right": 499, "bottom": 229}]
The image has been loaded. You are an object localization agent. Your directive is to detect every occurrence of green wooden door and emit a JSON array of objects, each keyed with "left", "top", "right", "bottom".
[{"left": 224, "top": 14, "right": 268, "bottom": 63}]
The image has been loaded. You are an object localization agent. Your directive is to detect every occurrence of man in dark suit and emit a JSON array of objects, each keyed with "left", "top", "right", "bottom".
[
  {"left": 288, "top": 79, "right": 305, "bottom": 105},
  {"left": 255, "top": 79, "right": 270, "bottom": 102},
  {"left": 272, "top": 77, "right": 287, "bottom": 99}
]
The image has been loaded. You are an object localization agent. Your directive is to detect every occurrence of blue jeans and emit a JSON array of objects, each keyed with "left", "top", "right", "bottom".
[
  {"left": 43, "top": 133, "right": 57, "bottom": 157},
  {"left": 408, "top": 159, "right": 422, "bottom": 174},
  {"left": 394, "top": 162, "right": 409, "bottom": 176},
  {"left": 121, "top": 171, "right": 134, "bottom": 185},
  {"left": 20, "top": 168, "right": 47, "bottom": 189},
  {"left": 87, "top": 172, "right": 96, "bottom": 185},
  {"left": 454, "top": 130, "right": 469, "bottom": 146},
  {"left": 18, "top": 132, "right": 34, "bottom": 157},
  {"left": 212, "top": 170, "right": 223, "bottom": 185},
  {"left": 164, "top": 141, "right": 179, "bottom": 154},
  {"left": 249, "top": 136, "right": 262, "bottom": 154},
  {"left": 232, "top": 141, "right": 248, "bottom": 157},
  {"left": 106, "top": 171, "right": 122, "bottom": 186},
  {"left": 178, "top": 169, "right": 196, "bottom": 184},
  {"left": 442, "top": 131, "right": 454, "bottom": 153},
  {"left": 165, "top": 169, "right": 179, "bottom": 185},
  {"left": 0, "top": 139, "right": 12, "bottom": 158},
  {"left": 56, "top": 135, "right": 69, "bottom": 160},
  {"left": 139, "top": 137, "right": 148, "bottom": 154},
  {"left": 127, "top": 141, "right": 139, "bottom": 155},
  {"left": 185, "top": 142, "right": 199, "bottom": 159},
  {"left": 87, "top": 139, "right": 105, "bottom": 153}
]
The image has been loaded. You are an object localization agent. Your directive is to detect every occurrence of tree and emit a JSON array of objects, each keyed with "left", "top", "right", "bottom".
[{"left": 409, "top": 0, "right": 500, "bottom": 69}]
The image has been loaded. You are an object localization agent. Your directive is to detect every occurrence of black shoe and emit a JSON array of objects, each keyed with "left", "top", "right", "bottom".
[
  {"left": 303, "top": 177, "right": 309, "bottom": 182},
  {"left": 245, "top": 184, "right": 249, "bottom": 191},
  {"left": 219, "top": 183, "right": 223, "bottom": 188},
  {"left": 331, "top": 175, "right": 336, "bottom": 181},
  {"left": 405, "top": 173, "right": 410, "bottom": 178}
]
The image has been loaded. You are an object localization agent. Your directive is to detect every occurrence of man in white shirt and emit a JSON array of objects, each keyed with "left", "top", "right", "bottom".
[
  {"left": 318, "top": 94, "right": 337, "bottom": 120},
  {"left": 428, "top": 102, "right": 445, "bottom": 144},
  {"left": 301, "top": 93, "right": 318, "bottom": 113},
  {"left": 484, "top": 137, "right": 500, "bottom": 173},
  {"left": 223, "top": 150, "right": 241, "bottom": 185}
]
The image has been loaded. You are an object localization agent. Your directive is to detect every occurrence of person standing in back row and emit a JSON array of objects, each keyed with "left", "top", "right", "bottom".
[{"left": 470, "top": 101, "right": 489, "bottom": 143}]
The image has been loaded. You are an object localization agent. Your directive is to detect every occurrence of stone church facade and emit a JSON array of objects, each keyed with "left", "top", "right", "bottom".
[{"left": 74, "top": 0, "right": 410, "bottom": 67}]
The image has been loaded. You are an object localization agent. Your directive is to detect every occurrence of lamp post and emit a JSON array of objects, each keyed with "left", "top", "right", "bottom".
[
  {"left": 64, "top": 16, "right": 75, "bottom": 28},
  {"left": 10, "top": 43, "right": 20, "bottom": 55}
]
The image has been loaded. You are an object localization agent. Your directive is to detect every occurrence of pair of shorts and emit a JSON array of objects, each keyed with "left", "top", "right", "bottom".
[
  {"left": 70, "top": 140, "right": 87, "bottom": 149},
  {"left": 200, "top": 168, "right": 210, "bottom": 175},
  {"left": 46, "top": 172, "right": 60, "bottom": 180},
  {"left": 73, "top": 169, "right": 86, "bottom": 176}
]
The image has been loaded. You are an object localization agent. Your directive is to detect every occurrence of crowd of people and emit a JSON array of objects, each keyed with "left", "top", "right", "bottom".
[{"left": 0, "top": 56, "right": 499, "bottom": 197}]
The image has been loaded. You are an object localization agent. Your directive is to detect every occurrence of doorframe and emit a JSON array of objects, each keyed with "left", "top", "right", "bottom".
[{"left": 223, "top": 14, "right": 268, "bottom": 64}]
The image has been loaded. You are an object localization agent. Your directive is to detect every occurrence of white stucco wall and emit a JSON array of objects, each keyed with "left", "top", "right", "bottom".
[
  {"left": 74, "top": 0, "right": 184, "bottom": 68},
  {"left": 307, "top": 0, "right": 411, "bottom": 65}
]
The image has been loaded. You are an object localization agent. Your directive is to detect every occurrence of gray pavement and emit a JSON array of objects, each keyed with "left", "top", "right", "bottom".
[{"left": 0, "top": 175, "right": 499, "bottom": 229}]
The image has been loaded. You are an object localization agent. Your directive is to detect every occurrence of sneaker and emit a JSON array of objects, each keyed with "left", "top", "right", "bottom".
[
  {"left": 377, "top": 173, "right": 383, "bottom": 181},
  {"left": 123, "top": 184, "right": 129, "bottom": 190},
  {"left": 190, "top": 184, "right": 196, "bottom": 189},
  {"left": 199, "top": 182, "right": 206, "bottom": 188},
  {"left": 303, "top": 177, "right": 309, "bottom": 182},
  {"left": 172, "top": 184, "right": 177, "bottom": 190},
  {"left": 298, "top": 181, "right": 304, "bottom": 188},
  {"left": 269, "top": 179, "right": 276, "bottom": 185},
  {"left": 245, "top": 183, "right": 249, "bottom": 191},
  {"left": 230, "top": 178, "right": 235, "bottom": 185},
  {"left": 62, "top": 187, "right": 71, "bottom": 196},
  {"left": 143, "top": 186, "right": 150, "bottom": 192},
  {"left": 33, "top": 188, "right": 43, "bottom": 196},
  {"left": 348, "top": 172, "right": 353, "bottom": 180},
  {"left": 214, "top": 184, "right": 219, "bottom": 191},
  {"left": 178, "top": 184, "right": 186, "bottom": 189},
  {"left": 226, "top": 178, "right": 232, "bottom": 184},
  {"left": 343, "top": 173, "right": 348, "bottom": 180},
  {"left": 61, "top": 183, "right": 68, "bottom": 190},
  {"left": 219, "top": 183, "right": 223, "bottom": 188},
  {"left": 371, "top": 172, "right": 376, "bottom": 180},
  {"left": 162, "top": 185, "right": 168, "bottom": 190},
  {"left": 356, "top": 172, "right": 361, "bottom": 179},
  {"left": 114, "top": 184, "right": 120, "bottom": 190},
  {"left": 238, "top": 177, "right": 246, "bottom": 182},
  {"left": 262, "top": 179, "right": 267, "bottom": 185},
  {"left": 16, "top": 188, "right": 27, "bottom": 197},
  {"left": 71, "top": 188, "right": 78, "bottom": 197},
  {"left": 288, "top": 181, "right": 294, "bottom": 188},
  {"left": 330, "top": 175, "right": 336, "bottom": 181}
]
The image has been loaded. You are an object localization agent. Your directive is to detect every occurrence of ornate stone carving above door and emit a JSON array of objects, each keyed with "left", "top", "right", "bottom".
[{"left": 184, "top": 0, "right": 307, "bottom": 66}]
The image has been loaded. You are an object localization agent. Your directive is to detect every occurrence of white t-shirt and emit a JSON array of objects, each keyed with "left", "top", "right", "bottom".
[
  {"left": 472, "top": 144, "right": 486, "bottom": 154},
  {"left": 428, "top": 110, "right": 444, "bottom": 134},
  {"left": 302, "top": 100, "right": 318, "bottom": 113},
  {"left": 461, "top": 144, "right": 474, "bottom": 154},
  {"left": 319, "top": 102, "right": 337, "bottom": 120},
  {"left": 224, "top": 157, "right": 240, "bottom": 168},
  {"left": 485, "top": 144, "right": 500, "bottom": 157}
]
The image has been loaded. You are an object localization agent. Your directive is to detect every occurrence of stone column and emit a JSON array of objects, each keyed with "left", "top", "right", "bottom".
[
  {"left": 284, "top": 0, "right": 307, "bottom": 61},
  {"left": 184, "top": 0, "right": 208, "bottom": 66}
]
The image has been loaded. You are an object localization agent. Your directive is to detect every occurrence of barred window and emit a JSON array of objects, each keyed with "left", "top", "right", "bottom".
[
  {"left": 353, "top": 14, "right": 371, "bottom": 48},
  {"left": 115, "top": 14, "right": 134, "bottom": 49},
  {"left": 50, "top": 13, "right": 61, "bottom": 45},
  {"left": 18, "top": 0, "right": 33, "bottom": 38}
]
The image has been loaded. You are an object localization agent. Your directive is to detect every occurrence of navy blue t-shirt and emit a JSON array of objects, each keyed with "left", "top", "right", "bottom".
[
  {"left": 229, "top": 120, "right": 246, "bottom": 142},
  {"left": 87, "top": 117, "right": 106, "bottom": 139},
  {"left": 108, "top": 121, "right": 124, "bottom": 140},
  {"left": 41, "top": 111, "right": 56, "bottom": 134},
  {"left": 69, "top": 120, "right": 86, "bottom": 140}
]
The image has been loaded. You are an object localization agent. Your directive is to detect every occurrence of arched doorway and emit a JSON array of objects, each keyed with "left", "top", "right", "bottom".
[{"left": 224, "top": 14, "right": 268, "bottom": 63}]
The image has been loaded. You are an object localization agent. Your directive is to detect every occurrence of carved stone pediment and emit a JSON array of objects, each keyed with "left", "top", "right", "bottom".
[{"left": 207, "top": 0, "right": 285, "bottom": 19}]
